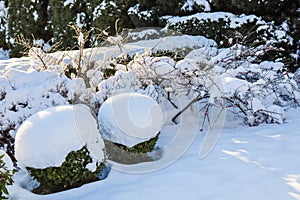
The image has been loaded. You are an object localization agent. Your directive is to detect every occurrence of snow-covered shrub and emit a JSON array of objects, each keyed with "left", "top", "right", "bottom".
[
  {"left": 98, "top": 93, "right": 164, "bottom": 147},
  {"left": 127, "top": 54, "right": 187, "bottom": 101},
  {"left": 165, "top": 15, "right": 229, "bottom": 45},
  {"left": 211, "top": 60, "right": 300, "bottom": 126},
  {"left": 94, "top": 70, "right": 142, "bottom": 105},
  {"left": 294, "top": 68, "right": 300, "bottom": 87},
  {"left": 164, "top": 12, "right": 295, "bottom": 68},
  {"left": 133, "top": 45, "right": 299, "bottom": 127},
  {"left": 165, "top": 12, "right": 292, "bottom": 47},
  {"left": 15, "top": 104, "right": 106, "bottom": 194},
  {"left": 0, "top": 67, "right": 93, "bottom": 161},
  {"left": 98, "top": 93, "right": 164, "bottom": 163},
  {"left": 129, "top": 0, "right": 210, "bottom": 27}
]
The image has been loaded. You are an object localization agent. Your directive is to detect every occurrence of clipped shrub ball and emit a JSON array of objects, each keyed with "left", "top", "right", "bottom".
[
  {"left": 0, "top": 150, "right": 16, "bottom": 199},
  {"left": 98, "top": 93, "right": 164, "bottom": 163},
  {"left": 15, "top": 104, "right": 106, "bottom": 194}
]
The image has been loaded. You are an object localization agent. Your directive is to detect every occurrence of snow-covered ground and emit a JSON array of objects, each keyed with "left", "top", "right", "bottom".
[
  {"left": 8, "top": 107, "right": 300, "bottom": 200},
  {"left": 1, "top": 32, "right": 299, "bottom": 200}
]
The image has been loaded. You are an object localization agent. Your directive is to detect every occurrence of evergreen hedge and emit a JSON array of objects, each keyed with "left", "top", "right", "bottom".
[{"left": 2, "top": 0, "right": 299, "bottom": 69}]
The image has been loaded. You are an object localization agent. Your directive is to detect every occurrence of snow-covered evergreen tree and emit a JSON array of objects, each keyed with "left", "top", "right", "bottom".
[
  {"left": 92, "top": 0, "right": 136, "bottom": 35},
  {"left": 8, "top": 0, "right": 51, "bottom": 57},
  {"left": 49, "top": 0, "right": 98, "bottom": 49}
]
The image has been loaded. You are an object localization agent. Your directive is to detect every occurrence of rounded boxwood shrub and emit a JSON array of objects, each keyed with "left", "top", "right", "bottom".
[
  {"left": 98, "top": 93, "right": 164, "bottom": 164},
  {"left": 98, "top": 93, "right": 164, "bottom": 147},
  {"left": 15, "top": 104, "right": 107, "bottom": 194},
  {"left": 27, "top": 146, "right": 105, "bottom": 194}
]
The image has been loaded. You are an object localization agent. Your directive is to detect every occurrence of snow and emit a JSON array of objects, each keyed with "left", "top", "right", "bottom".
[
  {"left": 222, "top": 77, "right": 250, "bottom": 94},
  {"left": 45, "top": 34, "right": 216, "bottom": 65},
  {"left": 15, "top": 104, "right": 105, "bottom": 170},
  {"left": 164, "top": 12, "right": 264, "bottom": 29},
  {"left": 128, "top": 4, "right": 153, "bottom": 19},
  {"left": 64, "top": 0, "right": 74, "bottom": 7},
  {"left": 94, "top": 70, "right": 141, "bottom": 104},
  {"left": 181, "top": 0, "right": 211, "bottom": 12},
  {"left": 3, "top": 68, "right": 57, "bottom": 89},
  {"left": 33, "top": 10, "right": 38, "bottom": 21},
  {"left": 0, "top": 48, "right": 8, "bottom": 59},
  {"left": 267, "top": 105, "right": 285, "bottom": 124},
  {"left": 106, "top": 35, "right": 123, "bottom": 46},
  {"left": 127, "top": 29, "right": 159, "bottom": 41},
  {"left": 259, "top": 61, "right": 284, "bottom": 71},
  {"left": 147, "top": 56, "right": 176, "bottom": 76},
  {"left": 209, "top": 76, "right": 251, "bottom": 102},
  {"left": 92, "top": 2, "right": 107, "bottom": 17},
  {"left": 76, "top": 12, "right": 86, "bottom": 28},
  {"left": 77, "top": 32, "right": 85, "bottom": 46},
  {"left": 0, "top": 1, "right": 7, "bottom": 19},
  {"left": 8, "top": 108, "right": 300, "bottom": 200},
  {"left": 0, "top": 28, "right": 299, "bottom": 200},
  {"left": 98, "top": 93, "right": 164, "bottom": 147}
]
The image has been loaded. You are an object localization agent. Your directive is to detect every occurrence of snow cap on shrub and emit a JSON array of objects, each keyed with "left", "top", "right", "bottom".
[
  {"left": 15, "top": 104, "right": 105, "bottom": 170},
  {"left": 98, "top": 93, "right": 164, "bottom": 147}
]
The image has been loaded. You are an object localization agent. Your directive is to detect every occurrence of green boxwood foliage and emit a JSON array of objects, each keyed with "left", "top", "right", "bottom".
[
  {"left": 104, "top": 134, "right": 159, "bottom": 164},
  {"left": 0, "top": 154, "right": 16, "bottom": 199},
  {"left": 27, "top": 146, "right": 105, "bottom": 195}
]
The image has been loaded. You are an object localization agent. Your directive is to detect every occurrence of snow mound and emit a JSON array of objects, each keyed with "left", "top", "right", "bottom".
[
  {"left": 15, "top": 104, "right": 105, "bottom": 170},
  {"left": 98, "top": 93, "right": 164, "bottom": 147},
  {"left": 3, "top": 68, "right": 57, "bottom": 89}
]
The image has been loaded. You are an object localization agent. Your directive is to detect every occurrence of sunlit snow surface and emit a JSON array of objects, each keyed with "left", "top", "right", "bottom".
[
  {"left": 8, "top": 108, "right": 300, "bottom": 200},
  {"left": 0, "top": 34, "right": 299, "bottom": 200}
]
